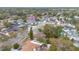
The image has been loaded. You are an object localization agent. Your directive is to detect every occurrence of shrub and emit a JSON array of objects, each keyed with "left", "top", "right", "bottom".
[
  {"left": 2, "top": 46, "right": 11, "bottom": 51},
  {"left": 13, "top": 43, "right": 19, "bottom": 49},
  {"left": 0, "top": 35, "right": 9, "bottom": 42}
]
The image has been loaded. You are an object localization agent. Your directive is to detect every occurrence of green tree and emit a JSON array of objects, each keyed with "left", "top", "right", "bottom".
[
  {"left": 13, "top": 43, "right": 19, "bottom": 49},
  {"left": 49, "top": 44, "right": 57, "bottom": 51},
  {"left": 43, "top": 24, "right": 54, "bottom": 38},
  {"left": 3, "top": 21, "right": 12, "bottom": 28},
  {"left": 43, "top": 24, "right": 62, "bottom": 38},
  {"left": 54, "top": 26, "right": 62, "bottom": 38},
  {"left": 29, "top": 27, "right": 33, "bottom": 40}
]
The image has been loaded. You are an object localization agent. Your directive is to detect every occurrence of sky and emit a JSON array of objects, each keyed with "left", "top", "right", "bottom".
[{"left": 0, "top": 0, "right": 79, "bottom": 7}]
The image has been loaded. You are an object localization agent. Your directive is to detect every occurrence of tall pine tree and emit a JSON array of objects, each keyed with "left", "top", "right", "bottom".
[{"left": 29, "top": 27, "right": 33, "bottom": 40}]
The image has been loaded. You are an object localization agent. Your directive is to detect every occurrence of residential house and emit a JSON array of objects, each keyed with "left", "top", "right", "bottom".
[
  {"left": 21, "top": 40, "right": 50, "bottom": 51},
  {"left": 27, "top": 14, "right": 36, "bottom": 24},
  {"left": 74, "top": 16, "right": 79, "bottom": 20},
  {"left": 49, "top": 16, "right": 58, "bottom": 24},
  {"left": 17, "top": 19, "right": 24, "bottom": 25},
  {"left": 42, "top": 15, "right": 49, "bottom": 21},
  {"left": 21, "top": 40, "right": 42, "bottom": 51}
]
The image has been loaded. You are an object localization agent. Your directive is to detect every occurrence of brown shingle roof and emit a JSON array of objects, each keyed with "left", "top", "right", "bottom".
[{"left": 21, "top": 40, "right": 40, "bottom": 51}]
